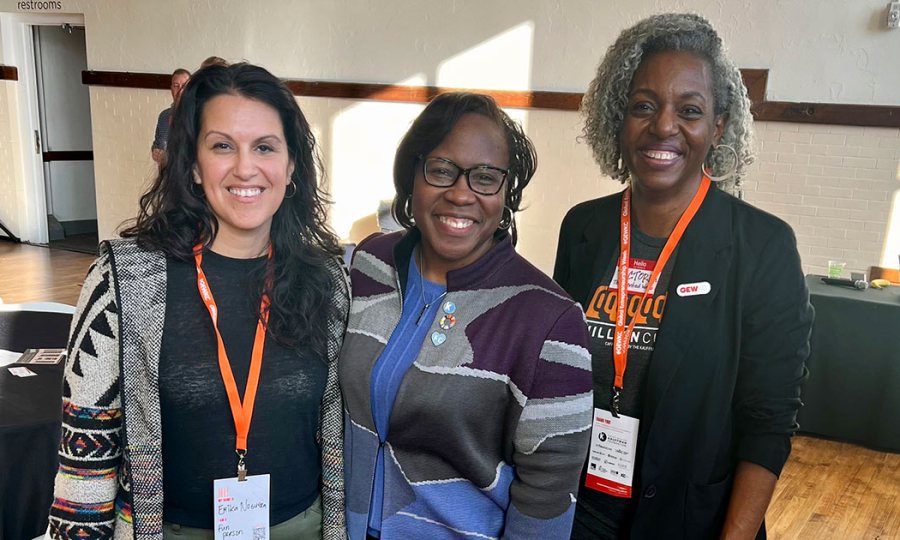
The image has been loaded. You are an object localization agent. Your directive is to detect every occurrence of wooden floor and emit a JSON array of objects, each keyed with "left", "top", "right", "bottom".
[
  {"left": 769, "top": 436, "right": 900, "bottom": 539},
  {"left": 0, "top": 241, "right": 95, "bottom": 305},
  {"left": 1, "top": 241, "right": 898, "bottom": 539}
]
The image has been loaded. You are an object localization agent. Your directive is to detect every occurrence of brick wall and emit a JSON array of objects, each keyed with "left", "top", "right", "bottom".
[
  {"left": 88, "top": 86, "right": 169, "bottom": 239},
  {"left": 743, "top": 122, "right": 900, "bottom": 277}
]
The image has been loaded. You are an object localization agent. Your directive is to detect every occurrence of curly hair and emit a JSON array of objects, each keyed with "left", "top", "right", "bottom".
[
  {"left": 581, "top": 12, "right": 754, "bottom": 189},
  {"left": 120, "top": 62, "right": 341, "bottom": 354},
  {"left": 392, "top": 92, "right": 537, "bottom": 244}
]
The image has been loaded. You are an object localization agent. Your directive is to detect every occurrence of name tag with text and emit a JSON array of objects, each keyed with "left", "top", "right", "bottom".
[{"left": 213, "top": 474, "right": 270, "bottom": 539}]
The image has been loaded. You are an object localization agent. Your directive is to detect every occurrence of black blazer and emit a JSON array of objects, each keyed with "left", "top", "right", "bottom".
[{"left": 554, "top": 186, "right": 813, "bottom": 539}]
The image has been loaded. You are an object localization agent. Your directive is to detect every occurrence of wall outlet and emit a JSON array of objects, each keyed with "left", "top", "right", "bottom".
[{"left": 889, "top": 1, "right": 900, "bottom": 29}]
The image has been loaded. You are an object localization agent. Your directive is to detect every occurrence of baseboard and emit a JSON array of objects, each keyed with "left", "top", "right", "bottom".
[
  {"left": 60, "top": 219, "right": 98, "bottom": 236},
  {"left": 47, "top": 215, "right": 65, "bottom": 241}
]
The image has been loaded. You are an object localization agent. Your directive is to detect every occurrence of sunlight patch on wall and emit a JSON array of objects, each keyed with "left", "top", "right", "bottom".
[
  {"left": 436, "top": 22, "right": 534, "bottom": 91},
  {"left": 328, "top": 74, "right": 426, "bottom": 242},
  {"left": 880, "top": 165, "right": 900, "bottom": 268}
]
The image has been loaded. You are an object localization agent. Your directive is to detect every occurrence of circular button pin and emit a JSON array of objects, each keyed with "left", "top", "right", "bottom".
[{"left": 439, "top": 314, "right": 456, "bottom": 330}]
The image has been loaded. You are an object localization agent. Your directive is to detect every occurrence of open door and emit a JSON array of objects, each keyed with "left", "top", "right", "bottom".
[{"left": 33, "top": 24, "right": 97, "bottom": 253}]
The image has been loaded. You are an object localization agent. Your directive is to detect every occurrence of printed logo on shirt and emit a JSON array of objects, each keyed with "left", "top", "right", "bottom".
[{"left": 584, "top": 257, "right": 667, "bottom": 352}]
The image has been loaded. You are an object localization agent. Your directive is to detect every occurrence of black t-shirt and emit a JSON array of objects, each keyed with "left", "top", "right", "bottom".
[
  {"left": 573, "top": 228, "right": 676, "bottom": 539},
  {"left": 159, "top": 250, "right": 327, "bottom": 528}
]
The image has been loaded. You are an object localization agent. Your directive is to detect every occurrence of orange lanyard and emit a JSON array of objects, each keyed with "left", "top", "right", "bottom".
[
  {"left": 193, "top": 244, "right": 271, "bottom": 478},
  {"left": 612, "top": 176, "right": 710, "bottom": 416}
]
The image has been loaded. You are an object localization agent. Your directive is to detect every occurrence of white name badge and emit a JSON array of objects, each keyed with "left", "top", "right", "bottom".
[
  {"left": 584, "top": 408, "right": 639, "bottom": 498},
  {"left": 213, "top": 474, "right": 270, "bottom": 539}
]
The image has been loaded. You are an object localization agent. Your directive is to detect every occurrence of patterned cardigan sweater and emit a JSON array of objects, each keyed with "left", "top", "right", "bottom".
[
  {"left": 339, "top": 230, "right": 593, "bottom": 540},
  {"left": 48, "top": 239, "right": 349, "bottom": 540}
]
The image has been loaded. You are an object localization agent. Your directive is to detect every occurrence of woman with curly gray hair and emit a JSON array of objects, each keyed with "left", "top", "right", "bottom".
[{"left": 553, "top": 13, "right": 813, "bottom": 539}]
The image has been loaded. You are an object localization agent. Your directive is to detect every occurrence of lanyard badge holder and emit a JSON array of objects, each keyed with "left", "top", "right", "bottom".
[
  {"left": 585, "top": 177, "right": 710, "bottom": 498},
  {"left": 194, "top": 245, "right": 272, "bottom": 537}
]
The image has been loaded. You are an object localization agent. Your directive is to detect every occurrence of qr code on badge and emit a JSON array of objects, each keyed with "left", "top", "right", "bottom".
[{"left": 253, "top": 526, "right": 267, "bottom": 540}]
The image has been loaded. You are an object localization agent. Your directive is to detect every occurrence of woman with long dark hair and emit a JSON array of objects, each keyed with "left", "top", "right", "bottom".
[{"left": 49, "top": 63, "right": 348, "bottom": 540}]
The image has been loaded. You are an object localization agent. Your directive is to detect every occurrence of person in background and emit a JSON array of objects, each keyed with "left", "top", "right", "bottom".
[
  {"left": 50, "top": 63, "right": 348, "bottom": 540},
  {"left": 339, "top": 92, "right": 593, "bottom": 540},
  {"left": 554, "top": 13, "right": 814, "bottom": 539},
  {"left": 151, "top": 68, "right": 191, "bottom": 164},
  {"left": 200, "top": 55, "right": 228, "bottom": 69}
]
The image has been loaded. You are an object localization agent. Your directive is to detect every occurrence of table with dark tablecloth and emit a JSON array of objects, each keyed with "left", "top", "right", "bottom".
[
  {"left": 0, "top": 309, "right": 71, "bottom": 540},
  {"left": 798, "top": 275, "right": 900, "bottom": 452}
]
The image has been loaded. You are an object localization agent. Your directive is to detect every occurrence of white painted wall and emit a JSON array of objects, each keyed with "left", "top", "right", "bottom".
[
  {"left": 0, "top": 79, "right": 25, "bottom": 237},
  {"left": 0, "top": 0, "right": 897, "bottom": 274},
  {"left": 6, "top": 0, "right": 893, "bottom": 103}
]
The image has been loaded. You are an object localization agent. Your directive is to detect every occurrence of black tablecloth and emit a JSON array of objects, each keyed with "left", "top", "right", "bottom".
[
  {"left": 798, "top": 276, "right": 900, "bottom": 452},
  {"left": 0, "top": 310, "right": 71, "bottom": 540},
  {"left": 0, "top": 310, "right": 72, "bottom": 353}
]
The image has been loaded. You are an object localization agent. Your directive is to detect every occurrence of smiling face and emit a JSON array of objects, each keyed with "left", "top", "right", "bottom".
[
  {"left": 620, "top": 50, "right": 726, "bottom": 202},
  {"left": 413, "top": 113, "right": 508, "bottom": 281},
  {"left": 195, "top": 93, "right": 294, "bottom": 257}
]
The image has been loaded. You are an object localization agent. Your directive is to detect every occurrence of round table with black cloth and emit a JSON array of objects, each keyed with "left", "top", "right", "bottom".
[
  {"left": 0, "top": 309, "right": 71, "bottom": 540},
  {"left": 797, "top": 275, "right": 900, "bottom": 452}
]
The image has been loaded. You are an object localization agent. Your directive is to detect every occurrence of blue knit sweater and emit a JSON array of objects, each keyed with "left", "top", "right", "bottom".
[{"left": 339, "top": 230, "right": 593, "bottom": 539}]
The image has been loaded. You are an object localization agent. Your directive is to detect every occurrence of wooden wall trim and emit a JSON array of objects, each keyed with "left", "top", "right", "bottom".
[
  {"left": 0, "top": 66, "right": 18, "bottom": 81},
  {"left": 81, "top": 70, "right": 582, "bottom": 110},
  {"left": 82, "top": 70, "right": 168, "bottom": 89},
  {"left": 82, "top": 69, "right": 900, "bottom": 128},
  {"left": 43, "top": 150, "right": 94, "bottom": 162},
  {"left": 284, "top": 80, "right": 582, "bottom": 110},
  {"left": 750, "top": 102, "right": 899, "bottom": 128},
  {"left": 740, "top": 69, "right": 768, "bottom": 104}
]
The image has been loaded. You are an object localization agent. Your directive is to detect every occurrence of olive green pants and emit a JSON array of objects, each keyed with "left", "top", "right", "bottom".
[{"left": 163, "top": 495, "right": 322, "bottom": 540}]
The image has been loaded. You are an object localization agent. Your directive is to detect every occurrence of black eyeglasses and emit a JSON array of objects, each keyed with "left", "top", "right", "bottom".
[{"left": 420, "top": 156, "right": 509, "bottom": 196}]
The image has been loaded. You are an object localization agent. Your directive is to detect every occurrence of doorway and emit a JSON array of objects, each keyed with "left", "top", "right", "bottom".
[{"left": 32, "top": 23, "right": 97, "bottom": 254}]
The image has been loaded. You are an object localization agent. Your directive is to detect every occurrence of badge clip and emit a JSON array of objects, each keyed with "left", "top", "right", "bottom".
[
  {"left": 611, "top": 386, "right": 622, "bottom": 418},
  {"left": 237, "top": 449, "right": 247, "bottom": 481}
]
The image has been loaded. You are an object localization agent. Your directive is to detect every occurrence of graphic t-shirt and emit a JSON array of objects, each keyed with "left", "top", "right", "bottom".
[{"left": 574, "top": 227, "right": 677, "bottom": 539}]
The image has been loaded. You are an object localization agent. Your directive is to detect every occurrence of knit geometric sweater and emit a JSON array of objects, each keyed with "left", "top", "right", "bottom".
[
  {"left": 339, "top": 230, "right": 593, "bottom": 540},
  {"left": 48, "top": 239, "right": 349, "bottom": 540}
]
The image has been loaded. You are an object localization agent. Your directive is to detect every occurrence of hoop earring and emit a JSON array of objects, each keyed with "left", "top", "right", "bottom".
[
  {"left": 284, "top": 181, "right": 297, "bottom": 199},
  {"left": 614, "top": 155, "right": 630, "bottom": 181},
  {"left": 190, "top": 182, "right": 205, "bottom": 198},
  {"left": 498, "top": 206, "right": 513, "bottom": 231},
  {"left": 702, "top": 144, "right": 738, "bottom": 182},
  {"left": 404, "top": 196, "right": 415, "bottom": 224}
]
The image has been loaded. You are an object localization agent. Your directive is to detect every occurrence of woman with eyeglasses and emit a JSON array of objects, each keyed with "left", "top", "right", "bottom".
[{"left": 338, "top": 92, "right": 593, "bottom": 540}]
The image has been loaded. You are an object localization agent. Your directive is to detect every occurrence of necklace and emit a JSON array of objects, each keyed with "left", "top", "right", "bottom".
[{"left": 416, "top": 248, "right": 448, "bottom": 325}]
